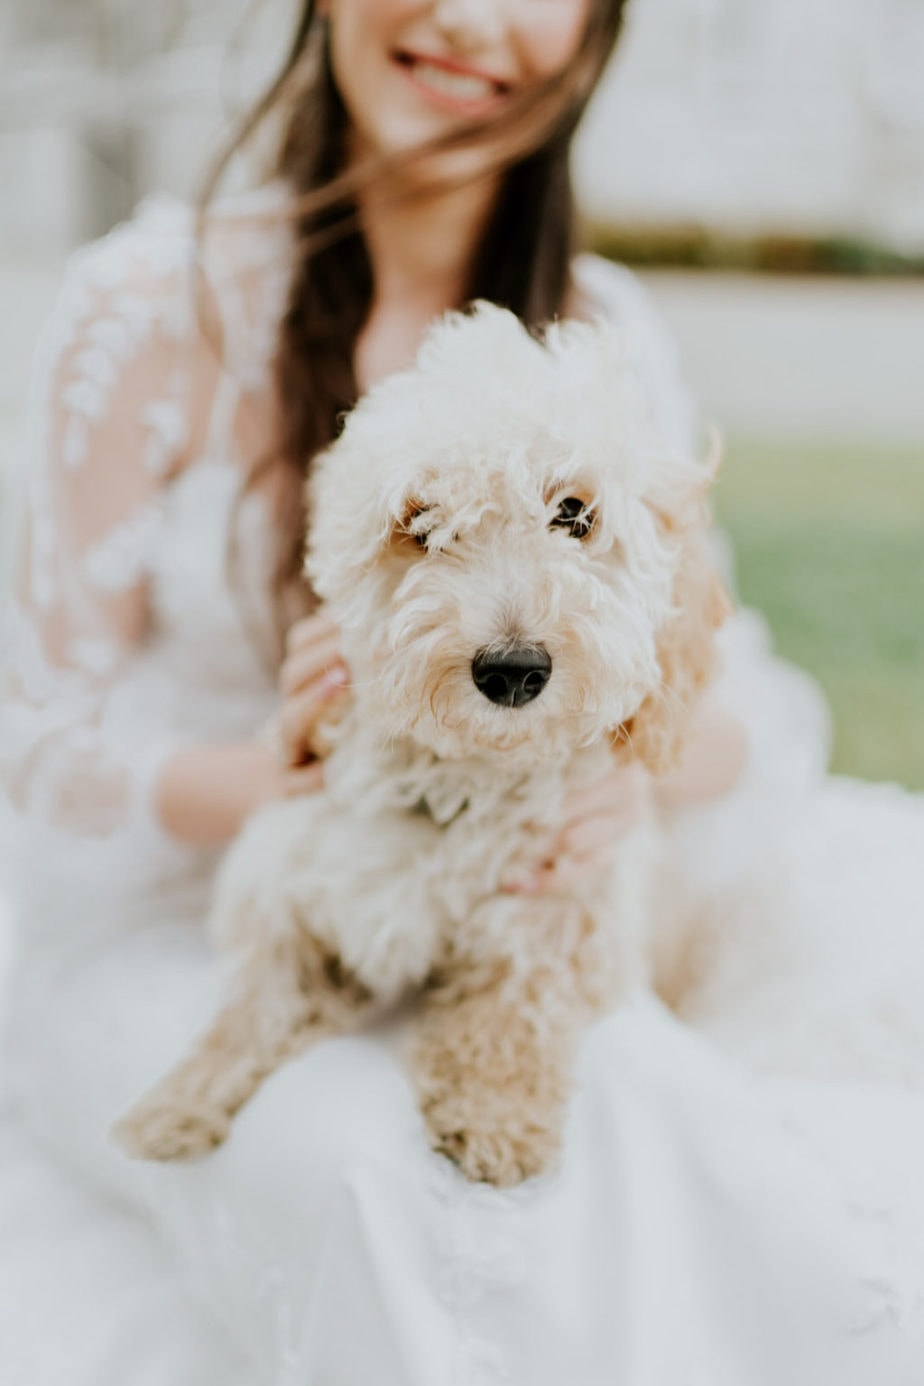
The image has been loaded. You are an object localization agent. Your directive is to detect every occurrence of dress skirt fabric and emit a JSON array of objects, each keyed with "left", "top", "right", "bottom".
[{"left": 4, "top": 906, "right": 924, "bottom": 1386}]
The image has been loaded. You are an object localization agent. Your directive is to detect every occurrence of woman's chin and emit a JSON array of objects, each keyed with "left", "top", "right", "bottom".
[{"left": 354, "top": 110, "right": 502, "bottom": 188}]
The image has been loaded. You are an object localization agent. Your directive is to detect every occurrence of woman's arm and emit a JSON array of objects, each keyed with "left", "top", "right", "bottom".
[
  {"left": 2, "top": 225, "right": 309, "bottom": 854},
  {"left": 154, "top": 741, "right": 324, "bottom": 846},
  {"left": 2, "top": 238, "right": 189, "bottom": 839},
  {"left": 154, "top": 612, "right": 352, "bottom": 848}
]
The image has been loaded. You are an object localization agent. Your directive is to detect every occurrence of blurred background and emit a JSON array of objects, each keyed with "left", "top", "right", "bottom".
[{"left": 1, "top": 0, "right": 922, "bottom": 787}]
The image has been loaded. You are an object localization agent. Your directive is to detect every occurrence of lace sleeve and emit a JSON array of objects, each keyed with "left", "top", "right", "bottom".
[{"left": 1, "top": 222, "right": 197, "bottom": 840}]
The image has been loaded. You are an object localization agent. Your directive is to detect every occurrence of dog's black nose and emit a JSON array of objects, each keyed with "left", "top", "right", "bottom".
[{"left": 471, "top": 646, "right": 552, "bottom": 707}]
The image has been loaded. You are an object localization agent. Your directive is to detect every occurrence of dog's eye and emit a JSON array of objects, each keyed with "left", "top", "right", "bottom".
[{"left": 550, "top": 496, "right": 596, "bottom": 540}]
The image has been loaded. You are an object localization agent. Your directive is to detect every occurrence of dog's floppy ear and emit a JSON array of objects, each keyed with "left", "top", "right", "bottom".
[
  {"left": 612, "top": 531, "right": 732, "bottom": 775},
  {"left": 611, "top": 425, "right": 730, "bottom": 777}
]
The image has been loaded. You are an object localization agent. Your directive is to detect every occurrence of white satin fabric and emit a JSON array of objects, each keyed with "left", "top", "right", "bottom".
[{"left": 2, "top": 192, "right": 924, "bottom": 1385}]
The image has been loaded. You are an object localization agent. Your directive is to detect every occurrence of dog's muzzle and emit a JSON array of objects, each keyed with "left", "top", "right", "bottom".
[{"left": 471, "top": 645, "right": 552, "bottom": 708}]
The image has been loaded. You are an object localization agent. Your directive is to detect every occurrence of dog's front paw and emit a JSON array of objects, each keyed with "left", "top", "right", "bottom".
[
  {"left": 112, "top": 1090, "right": 230, "bottom": 1163},
  {"left": 423, "top": 1096, "right": 562, "bottom": 1188}
]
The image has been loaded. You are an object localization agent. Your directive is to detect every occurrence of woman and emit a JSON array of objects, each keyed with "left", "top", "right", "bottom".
[{"left": 2, "top": 2, "right": 924, "bottom": 1382}]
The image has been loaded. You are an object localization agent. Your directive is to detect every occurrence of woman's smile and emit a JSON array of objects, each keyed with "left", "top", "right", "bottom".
[{"left": 392, "top": 47, "right": 512, "bottom": 115}]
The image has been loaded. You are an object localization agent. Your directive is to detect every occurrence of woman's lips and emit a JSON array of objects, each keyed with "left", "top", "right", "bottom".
[{"left": 393, "top": 50, "right": 511, "bottom": 113}]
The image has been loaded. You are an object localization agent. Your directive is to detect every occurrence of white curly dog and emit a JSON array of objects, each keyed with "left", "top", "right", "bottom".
[{"left": 115, "top": 303, "right": 727, "bottom": 1187}]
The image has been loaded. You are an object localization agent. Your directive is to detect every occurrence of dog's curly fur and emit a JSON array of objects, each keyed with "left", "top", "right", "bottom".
[{"left": 113, "top": 304, "right": 728, "bottom": 1186}]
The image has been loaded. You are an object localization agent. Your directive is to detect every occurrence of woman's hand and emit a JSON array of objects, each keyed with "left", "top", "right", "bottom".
[
  {"left": 276, "top": 612, "right": 351, "bottom": 765},
  {"left": 502, "top": 697, "right": 748, "bottom": 896},
  {"left": 506, "top": 760, "right": 652, "bottom": 896}
]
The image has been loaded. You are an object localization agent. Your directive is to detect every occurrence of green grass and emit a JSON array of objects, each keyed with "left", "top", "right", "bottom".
[{"left": 715, "top": 439, "right": 924, "bottom": 788}]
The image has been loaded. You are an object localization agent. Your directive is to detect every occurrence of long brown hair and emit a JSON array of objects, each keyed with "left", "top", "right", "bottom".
[{"left": 206, "top": 0, "right": 629, "bottom": 637}]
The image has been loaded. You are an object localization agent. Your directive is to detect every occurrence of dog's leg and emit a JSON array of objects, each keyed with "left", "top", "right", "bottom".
[
  {"left": 412, "top": 948, "right": 597, "bottom": 1188},
  {"left": 112, "top": 936, "right": 371, "bottom": 1163}
]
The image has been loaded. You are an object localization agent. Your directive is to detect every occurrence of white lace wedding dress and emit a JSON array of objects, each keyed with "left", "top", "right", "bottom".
[{"left": 2, "top": 188, "right": 924, "bottom": 1386}]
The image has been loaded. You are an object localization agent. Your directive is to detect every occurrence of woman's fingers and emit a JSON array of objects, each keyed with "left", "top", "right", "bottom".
[
  {"left": 277, "top": 612, "right": 350, "bottom": 763},
  {"left": 558, "top": 813, "right": 628, "bottom": 863},
  {"left": 560, "top": 761, "right": 648, "bottom": 828},
  {"left": 277, "top": 669, "right": 349, "bottom": 761},
  {"left": 507, "top": 857, "right": 583, "bottom": 897},
  {"left": 279, "top": 628, "right": 347, "bottom": 697},
  {"left": 285, "top": 612, "right": 340, "bottom": 658},
  {"left": 505, "top": 762, "right": 653, "bottom": 897},
  {"left": 281, "top": 760, "right": 326, "bottom": 797},
  {"left": 505, "top": 826, "right": 617, "bottom": 894}
]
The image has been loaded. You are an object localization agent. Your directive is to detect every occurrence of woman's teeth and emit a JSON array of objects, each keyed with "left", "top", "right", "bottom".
[{"left": 409, "top": 60, "right": 500, "bottom": 103}]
